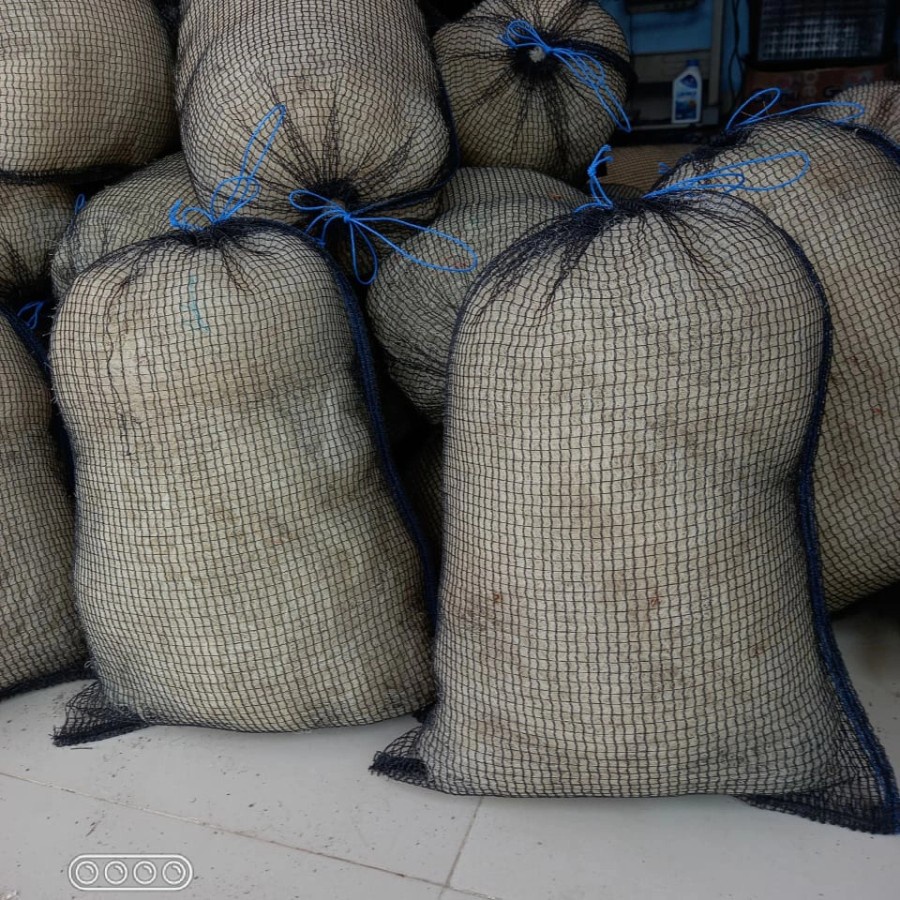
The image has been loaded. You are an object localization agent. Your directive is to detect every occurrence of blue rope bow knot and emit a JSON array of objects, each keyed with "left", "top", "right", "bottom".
[
  {"left": 726, "top": 87, "right": 864, "bottom": 133},
  {"left": 288, "top": 190, "right": 479, "bottom": 286},
  {"left": 499, "top": 20, "right": 632, "bottom": 133},
  {"left": 643, "top": 150, "right": 812, "bottom": 199},
  {"left": 574, "top": 145, "right": 616, "bottom": 212},
  {"left": 169, "top": 105, "right": 287, "bottom": 232}
]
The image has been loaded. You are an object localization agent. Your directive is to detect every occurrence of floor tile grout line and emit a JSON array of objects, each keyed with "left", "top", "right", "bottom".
[
  {"left": 0, "top": 771, "right": 451, "bottom": 891},
  {"left": 443, "top": 797, "right": 483, "bottom": 890}
]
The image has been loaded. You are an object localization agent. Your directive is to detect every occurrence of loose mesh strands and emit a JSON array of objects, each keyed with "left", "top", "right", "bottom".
[
  {"left": 177, "top": 0, "right": 452, "bottom": 229},
  {"left": 0, "top": 0, "right": 176, "bottom": 183},
  {"left": 52, "top": 153, "right": 197, "bottom": 301},
  {"left": 368, "top": 167, "right": 586, "bottom": 422},
  {"left": 434, "top": 0, "right": 633, "bottom": 183},
  {"left": 659, "top": 115, "right": 900, "bottom": 613},
  {"left": 827, "top": 82, "right": 900, "bottom": 145},
  {"left": 51, "top": 220, "right": 436, "bottom": 744},
  {"left": 0, "top": 306, "right": 83, "bottom": 699},
  {"left": 373, "top": 181, "right": 900, "bottom": 833},
  {"left": 1, "top": 182, "right": 75, "bottom": 326}
]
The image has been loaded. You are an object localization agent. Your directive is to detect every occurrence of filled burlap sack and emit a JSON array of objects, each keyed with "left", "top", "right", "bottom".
[
  {"left": 828, "top": 81, "right": 900, "bottom": 145},
  {"left": 434, "top": 0, "right": 632, "bottom": 182},
  {"left": 602, "top": 142, "right": 700, "bottom": 194},
  {"left": 660, "top": 116, "right": 900, "bottom": 613},
  {"left": 177, "top": 0, "right": 451, "bottom": 229},
  {"left": 52, "top": 153, "right": 196, "bottom": 301},
  {"left": 368, "top": 167, "right": 586, "bottom": 422},
  {"left": 51, "top": 220, "right": 434, "bottom": 743},
  {"left": 374, "top": 184, "right": 899, "bottom": 833},
  {"left": 0, "top": 307, "right": 83, "bottom": 698},
  {"left": 0, "top": 0, "right": 176, "bottom": 182}
]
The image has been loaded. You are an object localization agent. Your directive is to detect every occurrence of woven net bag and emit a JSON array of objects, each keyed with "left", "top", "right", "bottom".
[
  {"left": 434, "top": 0, "right": 631, "bottom": 182},
  {"left": 52, "top": 153, "right": 196, "bottom": 301},
  {"left": 51, "top": 221, "right": 435, "bottom": 743},
  {"left": 374, "top": 185, "right": 899, "bottom": 833},
  {"left": 660, "top": 116, "right": 900, "bottom": 612},
  {"left": 828, "top": 82, "right": 900, "bottom": 145},
  {"left": 368, "top": 167, "right": 586, "bottom": 422},
  {"left": 177, "top": 0, "right": 451, "bottom": 226},
  {"left": 603, "top": 142, "right": 700, "bottom": 193},
  {"left": 0, "top": 0, "right": 176, "bottom": 183},
  {"left": 0, "top": 307, "right": 83, "bottom": 698}
]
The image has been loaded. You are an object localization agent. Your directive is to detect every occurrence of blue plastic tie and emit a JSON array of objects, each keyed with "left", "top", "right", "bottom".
[
  {"left": 726, "top": 87, "right": 864, "bottom": 133},
  {"left": 499, "top": 20, "right": 632, "bottom": 133},
  {"left": 73, "top": 194, "right": 86, "bottom": 216},
  {"left": 574, "top": 145, "right": 616, "bottom": 212},
  {"left": 169, "top": 105, "right": 287, "bottom": 232},
  {"left": 644, "top": 150, "right": 811, "bottom": 199},
  {"left": 17, "top": 301, "right": 44, "bottom": 331},
  {"left": 288, "top": 190, "right": 479, "bottom": 286}
]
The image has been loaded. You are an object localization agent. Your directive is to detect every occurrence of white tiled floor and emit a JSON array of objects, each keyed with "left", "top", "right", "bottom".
[{"left": 1, "top": 605, "right": 898, "bottom": 900}]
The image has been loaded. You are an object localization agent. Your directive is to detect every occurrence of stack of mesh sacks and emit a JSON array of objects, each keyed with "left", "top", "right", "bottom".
[{"left": 49, "top": 0, "right": 461, "bottom": 742}]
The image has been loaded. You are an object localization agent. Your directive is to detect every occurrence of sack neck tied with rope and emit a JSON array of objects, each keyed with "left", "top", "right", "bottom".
[
  {"left": 498, "top": 19, "right": 632, "bottom": 135},
  {"left": 168, "top": 105, "right": 478, "bottom": 285},
  {"left": 573, "top": 143, "right": 812, "bottom": 214}
]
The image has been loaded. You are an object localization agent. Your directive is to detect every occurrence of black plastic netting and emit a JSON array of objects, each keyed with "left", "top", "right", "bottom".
[
  {"left": 51, "top": 219, "right": 440, "bottom": 745},
  {"left": 176, "top": 0, "right": 455, "bottom": 242},
  {"left": 372, "top": 189, "right": 900, "bottom": 834},
  {"left": 0, "top": 304, "right": 85, "bottom": 701},
  {"left": 0, "top": 0, "right": 177, "bottom": 185},
  {"left": 602, "top": 142, "right": 701, "bottom": 195},
  {"left": 434, "top": 0, "right": 634, "bottom": 183},
  {"left": 152, "top": 0, "right": 181, "bottom": 46},
  {"left": 658, "top": 117, "right": 900, "bottom": 614},
  {"left": 51, "top": 153, "right": 196, "bottom": 302},
  {"left": 368, "top": 166, "right": 586, "bottom": 423},
  {"left": 827, "top": 81, "right": 900, "bottom": 146}
]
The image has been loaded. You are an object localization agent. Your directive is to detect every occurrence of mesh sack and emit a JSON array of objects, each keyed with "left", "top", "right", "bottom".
[
  {"left": 659, "top": 115, "right": 900, "bottom": 612},
  {"left": 0, "top": 306, "right": 83, "bottom": 699},
  {"left": 51, "top": 153, "right": 196, "bottom": 301},
  {"left": 51, "top": 219, "right": 436, "bottom": 744},
  {"left": 602, "top": 142, "right": 700, "bottom": 194},
  {"left": 373, "top": 182, "right": 900, "bottom": 833},
  {"left": 434, "top": 0, "right": 632, "bottom": 182},
  {"left": 368, "top": 167, "right": 586, "bottom": 422},
  {"left": 827, "top": 82, "right": 900, "bottom": 145},
  {"left": 0, "top": 0, "right": 177, "bottom": 183},
  {"left": 176, "top": 0, "right": 452, "bottom": 229}
]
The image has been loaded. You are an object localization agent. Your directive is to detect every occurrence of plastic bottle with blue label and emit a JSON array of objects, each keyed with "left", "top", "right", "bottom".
[{"left": 672, "top": 59, "right": 702, "bottom": 125}]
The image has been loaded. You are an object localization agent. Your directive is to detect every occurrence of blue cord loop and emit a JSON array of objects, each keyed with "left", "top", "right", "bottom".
[
  {"left": 169, "top": 105, "right": 286, "bottom": 232},
  {"left": 17, "top": 301, "right": 44, "bottom": 331},
  {"left": 499, "top": 20, "right": 632, "bottom": 133},
  {"left": 574, "top": 145, "right": 616, "bottom": 212},
  {"left": 73, "top": 194, "right": 86, "bottom": 216},
  {"left": 288, "top": 190, "right": 479, "bottom": 286},
  {"left": 726, "top": 87, "right": 864, "bottom": 133},
  {"left": 644, "top": 150, "right": 811, "bottom": 199}
]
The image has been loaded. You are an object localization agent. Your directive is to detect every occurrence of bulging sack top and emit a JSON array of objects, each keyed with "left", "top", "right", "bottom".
[
  {"left": 660, "top": 109, "right": 900, "bottom": 613},
  {"left": 0, "top": 307, "right": 83, "bottom": 699},
  {"left": 0, "top": 0, "right": 177, "bottom": 182},
  {"left": 373, "top": 177, "right": 899, "bottom": 833},
  {"left": 435, "top": 0, "right": 632, "bottom": 182},
  {"left": 52, "top": 153, "right": 197, "bottom": 301},
  {"left": 177, "top": 0, "right": 452, "bottom": 224},
  {"left": 828, "top": 81, "right": 900, "bottom": 145},
  {"left": 368, "top": 166, "right": 586, "bottom": 422},
  {"left": 51, "top": 221, "right": 435, "bottom": 742}
]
